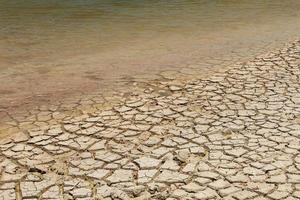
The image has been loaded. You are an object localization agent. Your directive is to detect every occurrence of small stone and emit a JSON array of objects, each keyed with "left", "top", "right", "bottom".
[{"left": 169, "top": 85, "right": 182, "bottom": 91}]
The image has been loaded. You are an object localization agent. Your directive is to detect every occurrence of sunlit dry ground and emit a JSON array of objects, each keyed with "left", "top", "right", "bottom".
[{"left": 0, "top": 40, "right": 299, "bottom": 199}]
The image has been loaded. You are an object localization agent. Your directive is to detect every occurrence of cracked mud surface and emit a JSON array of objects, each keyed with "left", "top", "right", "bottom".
[{"left": 1, "top": 40, "right": 300, "bottom": 199}]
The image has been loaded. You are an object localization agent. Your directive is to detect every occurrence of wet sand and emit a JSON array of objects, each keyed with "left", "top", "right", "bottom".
[{"left": 1, "top": 24, "right": 300, "bottom": 122}]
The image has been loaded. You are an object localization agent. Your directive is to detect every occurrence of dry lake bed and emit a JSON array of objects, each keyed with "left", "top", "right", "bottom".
[
  {"left": 0, "top": 40, "right": 300, "bottom": 199},
  {"left": 1, "top": 1, "right": 300, "bottom": 199}
]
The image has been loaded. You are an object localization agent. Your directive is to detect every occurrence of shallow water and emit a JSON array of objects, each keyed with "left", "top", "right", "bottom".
[
  {"left": 1, "top": 0, "right": 300, "bottom": 110},
  {"left": 1, "top": 0, "right": 300, "bottom": 65}
]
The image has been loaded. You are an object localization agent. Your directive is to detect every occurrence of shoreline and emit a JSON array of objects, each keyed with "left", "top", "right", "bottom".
[
  {"left": 1, "top": 37, "right": 299, "bottom": 140},
  {"left": 1, "top": 16, "right": 300, "bottom": 119}
]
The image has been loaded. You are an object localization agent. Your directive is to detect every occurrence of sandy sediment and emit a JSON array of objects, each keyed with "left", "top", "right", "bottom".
[{"left": 0, "top": 40, "right": 300, "bottom": 199}]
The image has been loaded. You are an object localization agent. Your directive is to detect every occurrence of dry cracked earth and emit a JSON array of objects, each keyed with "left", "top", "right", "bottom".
[{"left": 1, "top": 40, "right": 300, "bottom": 200}]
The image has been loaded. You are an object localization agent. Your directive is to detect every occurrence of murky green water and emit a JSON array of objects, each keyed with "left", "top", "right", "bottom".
[
  {"left": 1, "top": 0, "right": 300, "bottom": 66},
  {"left": 0, "top": 0, "right": 300, "bottom": 109}
]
